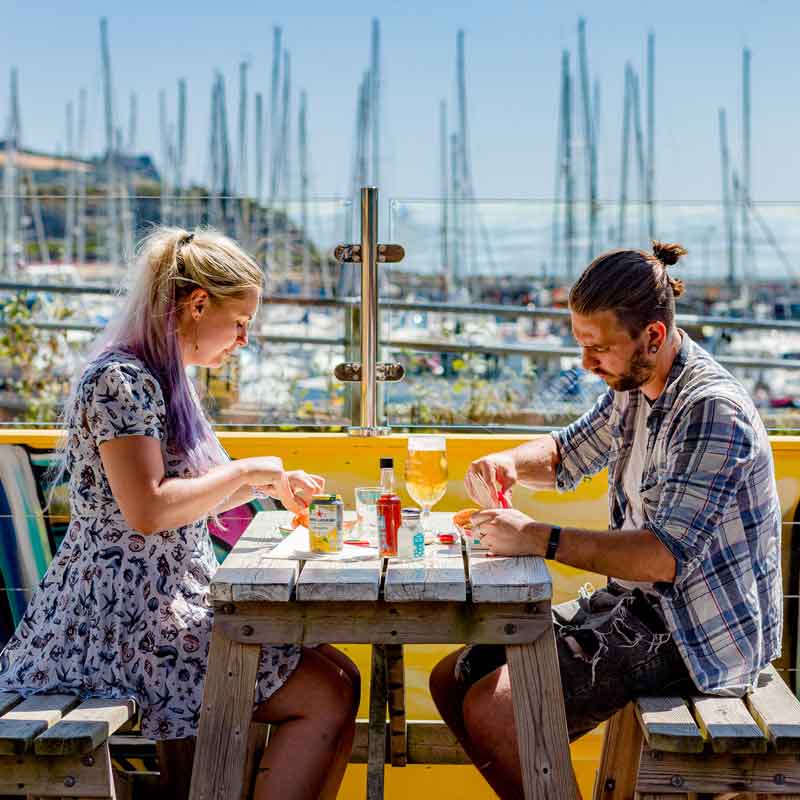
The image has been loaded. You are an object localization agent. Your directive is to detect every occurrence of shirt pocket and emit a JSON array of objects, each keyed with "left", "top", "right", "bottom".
[{"left": 640, "top": 474, "right": 660, "bottom": 521}]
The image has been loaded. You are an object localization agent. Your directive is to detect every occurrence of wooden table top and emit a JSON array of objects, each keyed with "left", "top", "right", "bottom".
[{"left": 211, "top": 510, "right": 552, "bottom": 606}]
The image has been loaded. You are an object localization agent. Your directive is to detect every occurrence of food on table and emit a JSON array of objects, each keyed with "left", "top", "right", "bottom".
[
  {"left": 453, "top": 507, "right": 480, "bottom": 530},
  {"left": 292, "top": 510, "right": 310, "bottom": 529}
]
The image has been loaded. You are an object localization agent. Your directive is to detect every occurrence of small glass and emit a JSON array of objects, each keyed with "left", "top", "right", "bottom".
[
  {"left": 404, "top": 435, "right": 448, "bottom": 533},
  {"left": 354, "top": 486, "right": 383, "bottom": 544}
]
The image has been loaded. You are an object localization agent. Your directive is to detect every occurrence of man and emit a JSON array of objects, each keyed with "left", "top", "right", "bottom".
[{"left": 429, "top": 242, "right": 783, "bottom": 799}]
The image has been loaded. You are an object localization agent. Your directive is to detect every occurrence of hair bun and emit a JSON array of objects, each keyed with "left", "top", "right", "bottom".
[{"left": 652, "top": 240, "right": 688, "bottom": 267}]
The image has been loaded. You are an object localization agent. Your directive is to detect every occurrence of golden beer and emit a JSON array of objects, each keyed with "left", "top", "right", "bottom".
[{"left": 404, "top": 448, "right": 448, "bottom": 508}]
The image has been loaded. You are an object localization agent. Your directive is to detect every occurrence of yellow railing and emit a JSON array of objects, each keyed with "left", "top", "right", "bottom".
[{"left": 3, "top": 428, "right": 800, "bottom": 798}]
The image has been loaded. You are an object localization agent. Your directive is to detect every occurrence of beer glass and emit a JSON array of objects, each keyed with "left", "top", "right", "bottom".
[{"left": 404, "top": 435, "right": 448, "bottom": 532}]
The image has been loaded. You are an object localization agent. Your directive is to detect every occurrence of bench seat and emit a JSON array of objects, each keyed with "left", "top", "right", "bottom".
[
  {"left": 595, "top": 664, "right": 800, "bottom": 799},
  {"left": 0, "top": 692, "right": 135, "bottom": 799}
]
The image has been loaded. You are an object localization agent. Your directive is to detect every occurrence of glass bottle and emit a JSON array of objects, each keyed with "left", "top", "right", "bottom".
[
  {"left": 397, "top": 508, "right": 424, "bottom": 560},
  {"left": 380, "top": 457, "right": 395, "bottom": 494}
]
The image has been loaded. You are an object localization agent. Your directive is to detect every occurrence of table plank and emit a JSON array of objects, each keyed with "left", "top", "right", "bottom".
[
  {"left": 384, "top": 542, "right": 466, "bottom": 602},
  {"left": 296, "top": 559, "right": 382, "bottom": 601},
  {"left": 211, "top": 511, "right": 298, "bottom": 603},
  {"left": 214, "top": 601, "right": 551, "bottom": 645},
  {"left": 467, "top": 550, "right": 552, "bottom": 603}
]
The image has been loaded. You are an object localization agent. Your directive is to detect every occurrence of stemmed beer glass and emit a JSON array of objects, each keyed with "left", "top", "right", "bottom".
[{"left": 404, "top": 435, "right": 448, "bottom": 532}]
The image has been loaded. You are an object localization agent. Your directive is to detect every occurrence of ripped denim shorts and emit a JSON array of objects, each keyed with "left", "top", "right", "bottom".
[{"left": 454, "top": 582, "right": 696, "bottom": 741}]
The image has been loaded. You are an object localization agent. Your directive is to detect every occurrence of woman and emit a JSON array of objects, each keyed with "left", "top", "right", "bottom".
[{"left": 0, "top": 227, "right": 359, "bottom": 800}]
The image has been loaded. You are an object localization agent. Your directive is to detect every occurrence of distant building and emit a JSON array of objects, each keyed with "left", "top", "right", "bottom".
[{"left": 0, "top": 141, "right": 161, "bottom": 186}]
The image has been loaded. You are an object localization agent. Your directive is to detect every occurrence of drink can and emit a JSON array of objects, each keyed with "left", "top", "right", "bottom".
[
  {"left": 309, "top": 494, "right": 344, "bottom": 553},
  {"left": 377, "top": 493, "right": 401, "bottom": 557}
]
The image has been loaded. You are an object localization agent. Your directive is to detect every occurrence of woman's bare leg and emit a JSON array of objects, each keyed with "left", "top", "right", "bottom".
[
  {"left": 251, "top": 647, "right": 355, "bottom": 800},
  {"left": 314, "top": 644, "right": 361, "bottom": 800}
]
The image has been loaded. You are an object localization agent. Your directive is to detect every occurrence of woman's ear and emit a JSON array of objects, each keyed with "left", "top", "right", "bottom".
[{"left": 190, "top": 288, "right": 209, "bottom": 320}]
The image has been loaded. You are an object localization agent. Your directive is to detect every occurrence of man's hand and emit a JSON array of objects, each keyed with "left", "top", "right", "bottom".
[
  {"left": 471, "top": 508, "right": 546, "bottom": 557},
  {"left": 465, "top": 452, "right": 517, "bottom": 506}
]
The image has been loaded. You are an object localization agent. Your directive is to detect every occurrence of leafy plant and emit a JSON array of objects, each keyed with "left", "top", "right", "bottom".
[{"left": 0, "top": 292, "right": 74, "bottom": 423}]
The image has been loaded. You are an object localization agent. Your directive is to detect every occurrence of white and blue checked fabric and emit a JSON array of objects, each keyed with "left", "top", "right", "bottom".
[{"left": 552, "top": 333, "right": 783, "bottom": 696}]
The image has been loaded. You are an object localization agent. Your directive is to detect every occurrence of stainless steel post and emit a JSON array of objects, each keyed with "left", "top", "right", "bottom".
[
  {"left": 333, "top": 187, "right": 404, "bottom": 436},
  {"left": 359, "top": 186, "right": 380, "bottom": 431}
]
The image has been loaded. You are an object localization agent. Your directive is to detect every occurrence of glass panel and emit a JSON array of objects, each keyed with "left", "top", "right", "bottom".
[
  {"left": 385, "top": 198, "right": 800, "bottom": 432},
  {"left": 0, "top": 192, "right": 352, "bottom": 428}
]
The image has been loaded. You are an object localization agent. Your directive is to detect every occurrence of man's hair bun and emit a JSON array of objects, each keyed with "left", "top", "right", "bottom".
[{"left": 652, "top": 240, "right": 688, "bottom": 267}]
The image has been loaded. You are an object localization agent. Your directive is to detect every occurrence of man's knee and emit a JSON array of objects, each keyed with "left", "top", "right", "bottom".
[
  {"left": 429, "top": 651, "right": 460, "bottom": 708},
  {"left": 462, "top": 669, "right": 513, "bottom": 744}
]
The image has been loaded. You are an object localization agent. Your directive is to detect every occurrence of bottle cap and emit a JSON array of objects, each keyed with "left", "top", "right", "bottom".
[{"left": 380, "top": 457, "right": 394, "bottom": 469}]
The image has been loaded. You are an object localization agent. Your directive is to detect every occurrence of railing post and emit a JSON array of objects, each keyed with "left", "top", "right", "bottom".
[
  {"left": 333, "top": 187, "right": 405, "bottom": 436},
  {"left": 360, "top": 187, "right": 380, "bottom": 431}
]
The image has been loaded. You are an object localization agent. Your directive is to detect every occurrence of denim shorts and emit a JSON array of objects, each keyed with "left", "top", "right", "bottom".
[{"left": 454, "top": 582, "right": 696, "bottom": 741}]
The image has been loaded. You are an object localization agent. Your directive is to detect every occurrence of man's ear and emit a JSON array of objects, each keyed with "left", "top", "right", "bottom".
[{"left": 647, "top": 321, "right": 667, "bottom": 349}]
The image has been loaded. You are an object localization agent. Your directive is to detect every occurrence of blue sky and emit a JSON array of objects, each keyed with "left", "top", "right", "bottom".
[{"left": 2, "top": 1, "right": 798, "bottom": 203}]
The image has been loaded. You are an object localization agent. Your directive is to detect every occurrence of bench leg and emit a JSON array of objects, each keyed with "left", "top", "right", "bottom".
[
  {"left": 157, "top": 737, "right": 196, "bottom": 800},
  {"left": 593, "top": 703, "right": 643, "bottom": 800},
  {"left": 385, "top": 644, "right": 407, "bottom": 767},
  {"left": 367, "top": 644, "right": 388, "bottom": 800},
  {"left": 507, "top": 628, "right": 575, "bottom": 800},
  {"left": 188, "top": 633, "right": 261, "bottom": 800}
]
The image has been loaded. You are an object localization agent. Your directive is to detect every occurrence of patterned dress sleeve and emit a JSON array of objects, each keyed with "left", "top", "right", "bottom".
[{"left": 86, "top": 361, "right": 167, "bottom": 446}]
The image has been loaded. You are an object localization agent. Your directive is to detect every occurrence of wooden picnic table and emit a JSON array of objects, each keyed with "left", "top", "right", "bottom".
[{"left": 189, "top": 510, "right": 574, "bottom": 800}]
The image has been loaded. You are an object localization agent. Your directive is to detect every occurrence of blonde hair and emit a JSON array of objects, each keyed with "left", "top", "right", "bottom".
[{"left": 56, "top": 226, "right": 264, "bottom": 480}]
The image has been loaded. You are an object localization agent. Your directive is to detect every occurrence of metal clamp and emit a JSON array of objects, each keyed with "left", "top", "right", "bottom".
[
  {"left": 334, "top": 362, "right": 405, "bottom": 383},
  {"left": 334, "top": 243, "right": 406, "bottom": 264}
]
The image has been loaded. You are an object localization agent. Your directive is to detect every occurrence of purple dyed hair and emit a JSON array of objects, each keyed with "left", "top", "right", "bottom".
[{"left": 51, "top": 226, "right": 263, "bottom": 489}]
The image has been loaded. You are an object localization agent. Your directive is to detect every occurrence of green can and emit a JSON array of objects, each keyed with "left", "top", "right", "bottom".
[{"left": 308, "top": 494, "right": 344, "bottom": 553}]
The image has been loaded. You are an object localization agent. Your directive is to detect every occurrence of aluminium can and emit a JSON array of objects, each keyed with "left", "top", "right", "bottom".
[{"left": 308, "top": 494, "right": 344, "bottom": 553}]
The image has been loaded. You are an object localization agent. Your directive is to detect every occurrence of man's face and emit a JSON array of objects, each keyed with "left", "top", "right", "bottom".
[{"left": 571, "top": 310, "right": 656, "bottom": 392}]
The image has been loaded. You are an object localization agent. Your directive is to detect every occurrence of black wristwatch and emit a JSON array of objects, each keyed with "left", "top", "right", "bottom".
[{"left": 545, "top": 525, "right": 562, "bottom": 560}]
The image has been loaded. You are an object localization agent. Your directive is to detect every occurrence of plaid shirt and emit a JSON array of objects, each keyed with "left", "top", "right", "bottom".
[{"left": 552, "top": 333, "right": 782, "bottom": 695}]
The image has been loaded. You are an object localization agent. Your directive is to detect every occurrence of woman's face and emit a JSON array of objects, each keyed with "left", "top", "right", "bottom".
[{"left": 181, "top": 285, "right": 261, "bottom": 368}]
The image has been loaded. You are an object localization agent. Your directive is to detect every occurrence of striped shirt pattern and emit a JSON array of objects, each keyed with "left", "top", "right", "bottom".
[{"left": 552, "top": 333, "right": 783, "bottom": 695}]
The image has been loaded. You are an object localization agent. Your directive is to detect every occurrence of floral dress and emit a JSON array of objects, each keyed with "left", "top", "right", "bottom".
[{"left": 0, "top": 350, "right": 301, "bottom": 739}]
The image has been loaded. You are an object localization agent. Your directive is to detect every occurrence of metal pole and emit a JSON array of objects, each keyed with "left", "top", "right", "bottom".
[{"left": 360, "top": 186, "right": 379, "bottom": 430}]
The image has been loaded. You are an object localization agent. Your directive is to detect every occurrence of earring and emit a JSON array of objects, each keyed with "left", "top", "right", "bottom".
[
  {"left": 648, "top": 345, "right": 658, "bottom": 354},
  {"left": 194, "top": 320, "right": 200, "bottom": 353}
]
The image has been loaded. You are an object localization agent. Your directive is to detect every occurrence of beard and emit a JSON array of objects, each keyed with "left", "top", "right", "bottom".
[{"left": 601, "top": 342, "right": 655, "bottom": 392}]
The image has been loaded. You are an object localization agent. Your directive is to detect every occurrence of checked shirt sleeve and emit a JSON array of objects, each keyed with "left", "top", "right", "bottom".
[
  {"left": 643, "top": 397, "right": 758, "bottom": 588},
  {"left": 551, "top": 389, "right": 615, "bottom": 492}
]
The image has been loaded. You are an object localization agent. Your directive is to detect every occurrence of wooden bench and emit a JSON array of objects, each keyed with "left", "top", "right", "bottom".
[
  {"left": 593, "top": 664, "right": 800, "bottom": 799},
  {"left": 0, "top": 691, "right": 135, "bottom": 799}
]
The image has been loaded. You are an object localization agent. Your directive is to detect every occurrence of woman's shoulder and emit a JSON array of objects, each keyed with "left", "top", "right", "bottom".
[{"left": 78, "top": 349, "right": 164, "bottom": 405}]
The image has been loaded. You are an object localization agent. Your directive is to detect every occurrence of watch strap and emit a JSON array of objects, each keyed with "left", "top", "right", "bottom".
[{"left": 545, "top": 525, "right": 562, "bottom": 560}]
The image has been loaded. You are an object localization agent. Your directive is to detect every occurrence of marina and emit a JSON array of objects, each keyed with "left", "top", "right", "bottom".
[{"left": 3, "top": 7, "right": 800, "bottom": 799}]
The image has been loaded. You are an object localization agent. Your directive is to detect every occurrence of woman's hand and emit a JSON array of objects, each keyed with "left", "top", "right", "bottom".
[
  {"left": 280, "top": 470, "right": 325, "bottom": 514},
  {"left": 243, "top": 457, "right": 325, "bottom": 514},
  {"left": 471, "top": 509, "right": 545, "bottom": 557}
]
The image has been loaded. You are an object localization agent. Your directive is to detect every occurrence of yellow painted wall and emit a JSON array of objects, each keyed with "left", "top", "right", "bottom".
[{"left": 3, "top": 429, "right": 799, "bottom": 798}]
